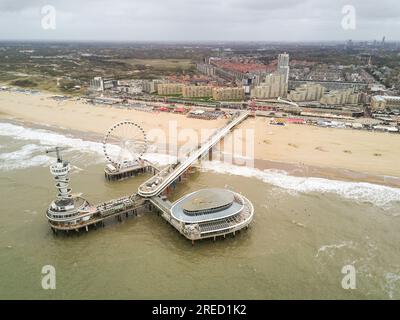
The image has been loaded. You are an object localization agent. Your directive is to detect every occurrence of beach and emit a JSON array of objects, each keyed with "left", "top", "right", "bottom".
[
  {"left": 1, "top": 90, "right": 400, "bottom": 300},
  {"left": 1, "top": 90, "right": 400, "bottom": 181}
]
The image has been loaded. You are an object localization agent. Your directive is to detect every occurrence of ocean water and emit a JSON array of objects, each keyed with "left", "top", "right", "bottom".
[{"left": 0, "top": 121, "right": 400, "bottom": 299}]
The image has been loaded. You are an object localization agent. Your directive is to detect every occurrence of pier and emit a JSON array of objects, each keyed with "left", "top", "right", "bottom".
[
  {"left": 46, "top": 111, "right": 254, "bottom": 242},
  {"left": 104, "top": 159, "right": 160, "bottom": 181},
  {"left": 138, "top": 111, "right": 250, "bottom": 198},
  {"left": 48, "top": 194, "right": 147, "bottom": 233}
]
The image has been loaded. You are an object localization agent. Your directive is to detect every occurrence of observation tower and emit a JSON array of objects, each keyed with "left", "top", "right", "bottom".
[{"left": 46, "top": 147, "right": 90, "bottom": 228}]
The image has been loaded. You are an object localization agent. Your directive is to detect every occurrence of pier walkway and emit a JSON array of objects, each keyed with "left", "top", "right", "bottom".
[{"left": 138, "top": 111, "right": 249, "bottom": 198}]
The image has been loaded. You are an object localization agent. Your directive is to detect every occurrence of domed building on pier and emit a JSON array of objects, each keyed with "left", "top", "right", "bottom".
[{"left": 169, "top": 188, "right": 254, "bottom": 241}]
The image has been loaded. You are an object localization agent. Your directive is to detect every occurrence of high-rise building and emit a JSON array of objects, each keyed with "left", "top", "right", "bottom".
[
  {"left": 89, "top": 77, "right": 116, "bottom": 91},
  {"left": 277, "top": 53, "right": 290, "bottom": 83},
  {"left": 250, "top": 73, "right": 287, "bottom": 99},
  {"left": 288, "top": 83, "right": 326, "bottom": 102}
]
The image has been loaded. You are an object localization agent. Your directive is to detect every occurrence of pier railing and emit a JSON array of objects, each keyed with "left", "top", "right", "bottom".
[{"left": 138, "top": 111, "right": 249, "bottom": 198}]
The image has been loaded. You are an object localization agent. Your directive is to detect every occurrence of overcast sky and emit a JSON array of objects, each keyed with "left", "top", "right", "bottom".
[{"left": 0, "top": 0, "right": 399, "bottom": 42}]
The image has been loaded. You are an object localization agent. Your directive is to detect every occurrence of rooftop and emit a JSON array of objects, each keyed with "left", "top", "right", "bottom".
[
  {"left": 182, "top": 189, "right": 234, "bottom": 213},
  {"left": 373, "top": 95, "right": 400, "bottom": 101},
  {"left": 171, "top": 189, "right": 243, "bottom": 223}
]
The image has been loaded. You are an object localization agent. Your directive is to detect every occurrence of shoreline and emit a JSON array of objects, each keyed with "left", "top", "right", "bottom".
[
  {"left": 1, "top": 90, "right": 400, "bottom": 185},
  {"left": 2, "top": 117, "right": 400, "bottom": 189}
]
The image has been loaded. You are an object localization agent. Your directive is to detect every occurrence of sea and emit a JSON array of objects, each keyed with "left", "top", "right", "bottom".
[{"left": 0, "top": 120, "right": 400, "bottom": 299}]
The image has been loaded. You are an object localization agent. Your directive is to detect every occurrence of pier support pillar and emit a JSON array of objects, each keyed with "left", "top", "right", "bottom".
[{"left": 85, "top": 226, "right": 89, "bottom": 232}]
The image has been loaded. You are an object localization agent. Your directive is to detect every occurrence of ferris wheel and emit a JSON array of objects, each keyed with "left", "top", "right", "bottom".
[{"left": 103, "top": 121, "right": 147, "bottom": 168}]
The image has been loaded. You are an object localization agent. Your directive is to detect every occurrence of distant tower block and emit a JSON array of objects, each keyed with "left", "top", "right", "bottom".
[
  {"left": 46, "top": 147, "right": 90, "bottom": 228},
  {"left": 277, "top": 53, "right": 290, "bottom": 81}
]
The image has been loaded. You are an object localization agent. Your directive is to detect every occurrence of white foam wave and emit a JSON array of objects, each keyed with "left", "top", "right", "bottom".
[
  {"left": 0, "top": 122, "right": 176, "bottom": 166},
  {"left": 2, "top": 122, "right": 400, "bottom": 207},
  {"left": 0, "top": 144, "right": 53, "bottom": 170},
  {"left": 315, "top": 241, "right": 355, "bottom": 258},
  {"left": 201, "top": 161, "right": 400, "bottom": 208},
  {"left": 0, "top": 122, "right": 105, "bottom": 154}
]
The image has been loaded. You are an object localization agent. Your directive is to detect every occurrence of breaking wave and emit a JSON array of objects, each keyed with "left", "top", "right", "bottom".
[
  {"left": 0, "top": 144, "right": 53, "bottom": 170},
  {"left": 0, "top": 122, "right": 176, "bottom": 168},
  {"left": 200, "top": 161, "right": 400, "bottom": 208},
  {"left": 2, "top": 122, "right": 400, "bottom": 207}
]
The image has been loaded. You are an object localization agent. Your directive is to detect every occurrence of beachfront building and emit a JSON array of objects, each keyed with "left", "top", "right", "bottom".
[
  {"left": 250, "top": 73, "right": 288, "bottom": 99},
  {"left": 182, "top": 85, "right": 213, "bottom": 98},
  {"left": 212, "top": 87, "right": 245, "bottom": 101},
  {"left": 320, "top": 89, "right": 360, "bottom": 105},
  {"left": 169, "top": 188, "right": 254, "bottom": 241},
  {"left": 157, "top": 83, "right": 183, "bottom": 95},
  {"left": 142, "top": 79, "right": 166, "bottom": 94},
  {"left": 89, "top": 77, "right": 117, "bottom": 91},
  {"left": 371, "top": 95, "right": 400, "bottom": 110},
  {"left": 277, "top": 53, "right": 290, "bottom": 83},
  {"left": 288, "top": 83, "right": 326, "bottom": 102}
]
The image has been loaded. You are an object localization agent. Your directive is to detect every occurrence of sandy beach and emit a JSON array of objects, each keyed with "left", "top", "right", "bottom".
[{"left": 1, "top": 90, "right": 400, "bottom": 180}]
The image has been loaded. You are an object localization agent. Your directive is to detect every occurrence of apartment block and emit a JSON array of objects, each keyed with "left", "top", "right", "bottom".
[
  {"left": 320, "top": 89, "right": 360, "bottom": 105},
  {"left": 182, "top": 85, "right": 213, "bottom": 98},
  {"left": 212, "top": 87, "right": 245, "bottom": 101},
  {"left": 288, "top": 83, "right": 326, "bottom": 102},
  {"left": 250, "top": 73, "right": 287, "bottom": 99},
  {"left": 157, "top": 83, "right": 183, "bottom": 95},
  {"left": 371, "top": 95, "right": 400, "bottom": 110}
]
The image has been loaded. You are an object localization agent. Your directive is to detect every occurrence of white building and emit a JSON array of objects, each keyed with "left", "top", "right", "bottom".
[
  {"left": 89, "top": 77, "right": 116, "bottom": 91},
  {"left": 251, "top": 73, "right": 287, "bottom": 99},
  {"left": 371, "top": 95, "right": 400, "bottom": 110},
  {"left": 320, "top": 89, "right": 360, "bottom": 106},
  {"left": 288, "top": 83, "right": 326, "bottom": 102},
  {"left": 277, "top": 53, "right": 290, "bottom": 83}
]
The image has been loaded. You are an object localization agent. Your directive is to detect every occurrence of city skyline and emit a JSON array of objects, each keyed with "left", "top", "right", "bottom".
[{"left": 0, "top": 0, "right": 399, "bottom": 42}]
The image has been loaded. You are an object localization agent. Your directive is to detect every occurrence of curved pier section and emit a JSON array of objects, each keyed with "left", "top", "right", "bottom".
[
  {"left": 150, "top": 189, "right": 254, "bottom": 242},
  {"left": 138, "top": 111, "right": 249, "bottom": 198}
]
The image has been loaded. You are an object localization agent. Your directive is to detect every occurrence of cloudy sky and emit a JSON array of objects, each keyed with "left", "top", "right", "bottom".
[{"left": 0, "top": 0, "right": 399, "bottom": 41}]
